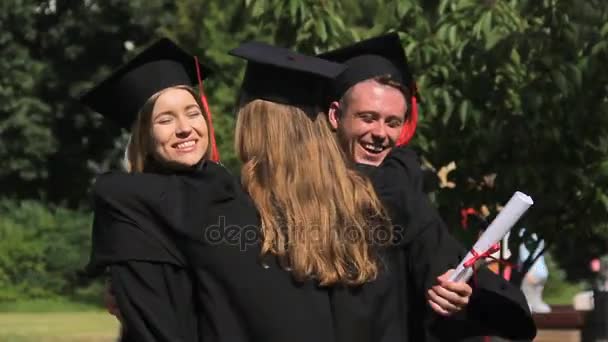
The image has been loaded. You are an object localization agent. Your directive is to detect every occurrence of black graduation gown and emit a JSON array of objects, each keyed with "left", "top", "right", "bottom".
[
  {"left": 361, "top": 147, "right": 537, "bottom": 342},
  {"left": 87, "top": 161, "right": 399, "bottom": 342}
]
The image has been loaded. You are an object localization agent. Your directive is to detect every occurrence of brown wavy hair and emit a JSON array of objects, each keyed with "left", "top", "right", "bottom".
[
  {"left": 124, "top": 85, "right": 211, "bottom": 172},
  {"left": 235, "top": 98, "right": 391, "bottom": 286}
]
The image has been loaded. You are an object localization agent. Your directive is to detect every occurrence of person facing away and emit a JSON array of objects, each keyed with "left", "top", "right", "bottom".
[
  {"left": 317, "top": 32, "right": 537, "bottom": 342},
  {"left": 82, "top": 37, "right": 400, "bottom": 342}
]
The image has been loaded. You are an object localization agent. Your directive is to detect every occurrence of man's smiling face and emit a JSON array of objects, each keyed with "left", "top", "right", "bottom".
[{"left": 329, "top": 79, "right": 407, "bottom": 166}]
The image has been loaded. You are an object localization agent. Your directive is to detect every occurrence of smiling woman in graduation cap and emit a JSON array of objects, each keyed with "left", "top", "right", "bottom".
[{"left": 82, "top": 37, "right": 399, "bottom": 342}]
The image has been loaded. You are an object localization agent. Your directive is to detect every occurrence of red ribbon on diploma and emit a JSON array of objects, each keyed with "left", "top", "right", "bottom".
[
  {"left": 463, "top": 243, "right": 501, "bottom": 287},
  {"left": 463, "top": 243, "right": 500, "bottom": 268}
]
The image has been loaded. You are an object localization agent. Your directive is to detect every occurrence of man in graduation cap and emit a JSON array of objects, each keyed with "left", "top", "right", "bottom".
[
  {"left": 318, "top": 33, "right": 536, "bottom": 342},
  {"left": 317, "top": 32, "right": 418, "bottom": 167}
]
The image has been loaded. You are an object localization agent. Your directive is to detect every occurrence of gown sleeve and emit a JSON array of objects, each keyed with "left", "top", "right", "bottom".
[
  {"left": 87, "top": 171, "right": 187, "bottom": 275},
  {"left": 88, "top": 172, "right": 200, "bottom": 341},
  {"left": 365, "top": 147, "right": 537, "bottom": 341},
  {"left": 111, "top": 262, "right": 200, "bottom": 342}
]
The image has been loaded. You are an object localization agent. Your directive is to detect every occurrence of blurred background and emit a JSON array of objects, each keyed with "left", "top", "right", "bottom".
[{"left": 0, "top": 0, "right": 607, "bottom": 341}]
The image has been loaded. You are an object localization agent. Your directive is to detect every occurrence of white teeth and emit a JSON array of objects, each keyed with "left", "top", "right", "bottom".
[
  {"left": 362, "top": 143, "right": 384, "bottom": 153},
  {"left": 177, "top": 141, "right": 195, "bottom": 149}
]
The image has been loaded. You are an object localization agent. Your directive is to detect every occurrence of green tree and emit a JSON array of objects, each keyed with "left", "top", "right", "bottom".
[
  {"left": 395, "top": 0, "right": 608, "bottom": 284},
  {"left": 1, "top": 0, "right": 606, "bottom": 287},
  {"left": 245, "top": 0, "right": 608, "bottom": 284},
  {"left": 0, "top": 1, "right": 55, "bottom": 199},
  {"left": 1, "top": 0, "right": 183, "bottom": 205},
  {"left": 0, "top": 200, "right": 92, "bottom": 301}
]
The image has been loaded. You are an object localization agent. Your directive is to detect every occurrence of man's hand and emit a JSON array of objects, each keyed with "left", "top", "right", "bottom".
[
  {"left": 426, "top": 269, "right": 472, "bottom": 316},
  {"left": 104, "top": 279, "right": 122, "bottom": 322}
]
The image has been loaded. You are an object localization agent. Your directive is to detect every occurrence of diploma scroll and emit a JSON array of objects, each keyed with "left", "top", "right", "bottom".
[{"left": 449, "top": 191, "right": 534, "bottom": 283}]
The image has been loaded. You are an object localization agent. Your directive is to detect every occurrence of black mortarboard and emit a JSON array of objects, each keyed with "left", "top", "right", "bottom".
[
  {"left": 229, "top": 41, "right": 346, "bottom": 109},
  {"left": 317, "top": 32, "right": 414, "bottom": 99},
  {"left": 80, "top": 38, "right": 212, "bottom": 130}
]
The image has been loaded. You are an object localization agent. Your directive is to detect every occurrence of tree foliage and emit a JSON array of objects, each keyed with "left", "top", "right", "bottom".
[
  {"left": 0, "top": 0, "right": 606, "bottom": 286},
  {"left": 0, "top": 200, "right": 92, "bottom": 301},
  {"left": 238, "top": 0, "right": 608, "bottom": 283}
]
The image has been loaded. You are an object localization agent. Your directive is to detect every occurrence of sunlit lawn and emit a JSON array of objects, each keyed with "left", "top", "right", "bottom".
[{"left": 0, "top": 311, "right": 120, "bottom": 342}]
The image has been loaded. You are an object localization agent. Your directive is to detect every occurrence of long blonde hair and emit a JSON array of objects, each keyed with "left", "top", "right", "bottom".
[
  {"left": 235, "top": 98, "right": 391, "bottom": 286},
  {"left": 124, "top": 85, "right": 211, "bottom": 172}
]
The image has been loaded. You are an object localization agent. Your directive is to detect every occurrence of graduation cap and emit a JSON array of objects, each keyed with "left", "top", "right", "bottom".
[
  {"left": 229, "top": 41, "right": 347, "bottom": 110},
  {"left": 80, "top": 37, "right": 220, "bottom": 161},
  {"left": 317, "top": 32, "right": 419, "bottom": 146}
]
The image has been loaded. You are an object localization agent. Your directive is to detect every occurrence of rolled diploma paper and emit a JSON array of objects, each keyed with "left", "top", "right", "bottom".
[{"left": 449, "top": 191, "right": 534, "bottom": 283}]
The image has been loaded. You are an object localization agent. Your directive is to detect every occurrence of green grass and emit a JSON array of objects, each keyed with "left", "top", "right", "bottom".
[
  {"left": 542, "top": 252, "right": 587, "bottom": 306},
  {"left": 0, "top": 312, "right": 120, "bottom": 342},
  {"left": 0, "top": 299, "right": 101, "bottom": 313},
  {"left": 544, "top": 280, "right": 586, "bottom": 305}
]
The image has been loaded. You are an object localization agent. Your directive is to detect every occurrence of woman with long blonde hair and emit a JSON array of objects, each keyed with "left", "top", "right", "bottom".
[
  {"left": 235, "top": 96, "right": 390, "bottom": 286},
  {"left": 86, "top": 38, "right": 399, "bottom": 342},
  {"left": 229, "top": 41, "right": 397, "bottom": 341}
]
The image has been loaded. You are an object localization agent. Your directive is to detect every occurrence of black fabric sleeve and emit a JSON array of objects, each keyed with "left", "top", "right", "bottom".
[
  {"left": 111, "top": 262, "right": 199, "bottom": 342},
  {"left": 367, "top": 147, "right": 536, "bottom": 341}
]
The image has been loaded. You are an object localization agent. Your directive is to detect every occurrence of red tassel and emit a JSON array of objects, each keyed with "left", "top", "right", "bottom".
[
  {"left": 396, "top": 95, "right": 418, "bottom": 146},
  {"left": 194, "top": 56, "right": 220, "bottom": 162}
]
